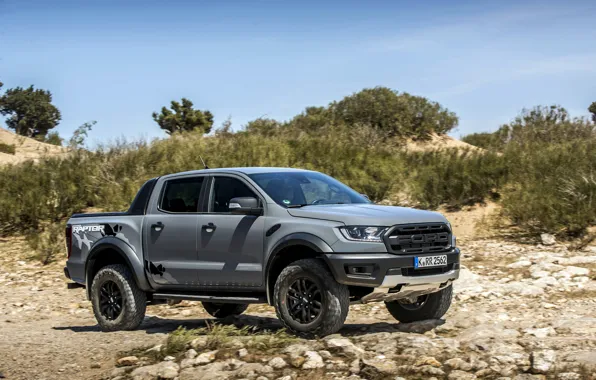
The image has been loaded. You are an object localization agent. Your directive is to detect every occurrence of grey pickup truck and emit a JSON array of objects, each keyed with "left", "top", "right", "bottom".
[{"left": 64, "top": 167, "right": 460, "bottom": 336}]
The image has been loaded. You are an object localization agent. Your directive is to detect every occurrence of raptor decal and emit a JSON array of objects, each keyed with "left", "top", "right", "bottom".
[{"left": 73, "top": 232, "right": 93, "bottom": 251}]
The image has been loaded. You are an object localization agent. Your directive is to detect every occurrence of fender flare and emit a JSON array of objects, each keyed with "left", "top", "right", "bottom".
[
  {"left": 264, "top": 233, "right": 334, "bottom": 303},
  {"left": 85, "top": 237, "right": 151, "bottom": 298}
]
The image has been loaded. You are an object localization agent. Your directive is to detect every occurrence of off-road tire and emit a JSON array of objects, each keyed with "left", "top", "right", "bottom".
[
  {"left": 90, "top": 264, "right": 147, "bottom": 331},
  {"left": 385, "top": 285, "right": 453, "bottom": 323},
  {"left": 202, "top": 302, "right": 248, "bottom": 318},
  {"left": 274, "top": 258, "right": 349, "bottom": 337}
]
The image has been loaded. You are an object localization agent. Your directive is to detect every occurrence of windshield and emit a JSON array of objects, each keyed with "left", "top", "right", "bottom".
[{"left": 248, "top": 171, "right": 371, "bottom": 207}]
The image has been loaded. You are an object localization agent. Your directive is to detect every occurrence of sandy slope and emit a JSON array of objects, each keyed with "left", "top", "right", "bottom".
[
  {"left": 0, "top": 127, "right": 67, "bottom": 165},
  {"left": 405, "top": 132, "right": 482, "bottom": 152}
]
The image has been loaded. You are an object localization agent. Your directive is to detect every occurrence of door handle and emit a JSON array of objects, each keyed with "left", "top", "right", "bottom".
[
  {"left": 202, "top": 223, "right": 216, "bottom": 233},
  {"left": 151, "top": 222, "right": 164, "bottom": 232}
]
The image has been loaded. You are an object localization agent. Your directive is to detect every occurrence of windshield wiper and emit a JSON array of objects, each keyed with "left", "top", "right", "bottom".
[{"left": 286, "top": 204, "right": 309, "bottom": 208}]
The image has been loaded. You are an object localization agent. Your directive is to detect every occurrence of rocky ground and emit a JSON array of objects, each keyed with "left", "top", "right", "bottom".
[{"left": 0, "top": 236, "right": 595, "bottom": 380}]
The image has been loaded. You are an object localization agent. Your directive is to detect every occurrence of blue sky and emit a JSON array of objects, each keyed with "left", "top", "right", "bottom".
[{"left": 1, "top": 0, "right": 595, "bottom": 143}]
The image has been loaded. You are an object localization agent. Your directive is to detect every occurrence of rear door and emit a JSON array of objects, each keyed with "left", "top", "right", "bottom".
[
  {"left": 194, "top": 174, "right": 266, "bottom": 290},
  {"left": 143, "top": 175, "right": 207, "bottom": 289}
]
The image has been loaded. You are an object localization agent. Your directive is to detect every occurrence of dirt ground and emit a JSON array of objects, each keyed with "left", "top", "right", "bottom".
[{"left": 0, "top": 226, "right": 595, "bottom": 379}]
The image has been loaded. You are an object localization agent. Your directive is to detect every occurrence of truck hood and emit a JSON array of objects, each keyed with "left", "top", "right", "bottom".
[{"left": 286, "top": 204, "right": 448, "bottom": 226}]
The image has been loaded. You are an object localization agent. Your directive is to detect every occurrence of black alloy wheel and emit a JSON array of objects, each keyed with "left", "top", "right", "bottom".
[
  {"left": 286, "top": 277, "right": 322, "bottom": 324},
  {"left": 99, "top": 280, "right": 123, "bottom": 320}
]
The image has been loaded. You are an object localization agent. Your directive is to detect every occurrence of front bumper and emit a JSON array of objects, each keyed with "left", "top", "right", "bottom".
[{"left": 323, "top": 248, "right": 460, "bottom": 303}]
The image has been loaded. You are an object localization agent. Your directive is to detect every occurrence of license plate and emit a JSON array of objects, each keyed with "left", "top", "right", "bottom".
[{"left": 415, "top": 255, "right": 447, "bottom": 268}]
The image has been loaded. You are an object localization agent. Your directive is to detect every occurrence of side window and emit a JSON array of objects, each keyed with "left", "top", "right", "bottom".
[
  {"left": 211, "top": 176, "right": 258, "bottom": 213},
  {"left": 160, "top": 177, "right": 204, "bottom": 213}
]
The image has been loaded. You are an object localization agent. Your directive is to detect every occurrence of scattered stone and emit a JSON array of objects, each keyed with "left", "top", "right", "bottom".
[
  {"left": 556, "top": 373, "right": 582, "bottom": 380},
  {"left": 302, "top": 351, "right": 324, "bottom": 369},
  {"left": 349, "top": 358, "right": 360, "bottom": 374},
  {"left": 508, "top": 260, "right": 533, "bottom": 268},
  {"left": 444, "top": 358, "right": 473, "bottom": 371},
  {"left": 195, "top": 350, "right": 218, "bottom": 365},
  {"left": 117, "top": 356, "right": 139, "bottom": 366},
  {"left": 448, "top": 370, "right": 477, "bottom": 380},
  {"left": 268, "top": 357, "right": 287, "bottom": 369},
  {"left": 110, "top": 367, "right": 130, "bottom": 378},
  {"left": 325, "top": 338, "right": 365, "bottom": 357},
  {"left": 237, "top": 348, "right": 248, "bottom": 358},
  {"left": 130, "top": 361, "right": 179, "bottom": 380},
  {"left": 540, "top": 233, "right": 556, "bottom": 246},
  {"left": 361, "top": 358, "right": 398, "bottom": 377},
  {"left": 554, "top": 266, "right": 590, "bottom": 278},
  {"left": 414, "top": 356, "right": 441, "bottom": 368},
  {"left": 524, "top": 327, "right": 556, "bottom": 338},
  {"left": 163, "top": 355, "right": 175, "bottom": 361},
  {"left": 290, "top": 356, "right": 305, "bottom": 368},
  {"left": 185, "top": 349, "right": 197, "bottom": 359},
  {"left": 318, "top": 350, "right": 332, "bottom": 359},
  {"left": 190, "top": 336, "right": 210, "bottom": 350},
  {"left": 531, "top": 350, "right": 557, "bottom": 374}
]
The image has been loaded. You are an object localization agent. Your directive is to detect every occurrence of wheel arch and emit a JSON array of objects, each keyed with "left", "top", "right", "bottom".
[
  {"left": 85, "top": 237, "right": 150, "bottom": 299},
  {"left": 265, "top": 233, "right": 334, "bottom": 304}
]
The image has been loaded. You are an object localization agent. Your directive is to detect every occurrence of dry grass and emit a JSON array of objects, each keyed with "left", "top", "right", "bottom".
[{"left": 120, "top": 323, "right": 300, "bottom": 363}]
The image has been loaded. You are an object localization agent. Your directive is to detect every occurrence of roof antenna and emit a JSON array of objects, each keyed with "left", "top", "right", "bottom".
[{"left": 200, "top": 156, "right": 209, "bottom": 169}]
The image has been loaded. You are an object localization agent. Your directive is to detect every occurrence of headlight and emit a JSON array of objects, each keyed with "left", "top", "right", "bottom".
[{"left": 339, "top": 226, "right": 388, "bottom": 242}]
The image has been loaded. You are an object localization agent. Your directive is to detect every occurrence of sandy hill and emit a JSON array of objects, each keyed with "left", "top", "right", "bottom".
[
  {"left": 405, "top": 132, "right": 482, "bottom": 152},
  {"left": 0, "top": 127, "right": 68, "bottom": 165}
]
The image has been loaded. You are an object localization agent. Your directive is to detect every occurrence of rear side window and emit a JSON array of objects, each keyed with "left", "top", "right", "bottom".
[
  {"left": 160, "top": 177, "right": 204, "bottom": 213},
  {"left": 210, "top": 176, "right": 258, "bottom": 213}
]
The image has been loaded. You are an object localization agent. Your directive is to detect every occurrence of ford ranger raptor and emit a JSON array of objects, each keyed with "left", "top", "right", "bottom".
[{"left": 64, "top": 167, "right": 459, "bottom": 336}]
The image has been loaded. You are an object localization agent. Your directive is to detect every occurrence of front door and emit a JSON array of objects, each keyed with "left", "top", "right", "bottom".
[
  {"left": 195, "top": 175, "right": 266, "bottom": 290},
  {"left": 143, "top": 175, "right": 206, "bottom": 289}
]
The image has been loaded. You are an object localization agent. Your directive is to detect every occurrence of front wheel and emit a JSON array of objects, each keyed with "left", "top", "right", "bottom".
[
  {"left": 202, "top": 302, "right": 248, "bottom": 318},
  {"left": 274, "top": 259, "right": 349, "bottom": 337},
  {"left": 385, "top": 285, "right": 453, "bottom": 323},
  {"left": 90, "top": 264, "right": 147, "bottom": 331}
]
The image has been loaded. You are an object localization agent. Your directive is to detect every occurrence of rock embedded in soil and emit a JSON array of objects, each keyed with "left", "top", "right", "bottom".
[{"left": 531, "top": 349, "right": 557, "bottom": 374}]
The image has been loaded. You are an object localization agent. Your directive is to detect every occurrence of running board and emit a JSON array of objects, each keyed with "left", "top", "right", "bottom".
[{"left": 152, "top": 292, "right": 266, "bottom": 304}]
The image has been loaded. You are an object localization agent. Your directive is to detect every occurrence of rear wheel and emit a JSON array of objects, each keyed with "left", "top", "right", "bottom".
[
  {"left": 202, "top": 302, "right": 248, "bottom": 318},
  {"left": 90, "top": 264, "right": 147, "bottom": 331},
  {"left": 274, "top": 259, "right": 349, "bottom": 337},
  {"left": 385, "top": 285, "right": 453, "bottom": 323}
]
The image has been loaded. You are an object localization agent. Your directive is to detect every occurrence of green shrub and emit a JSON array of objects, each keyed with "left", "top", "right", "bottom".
[
  {"left": 1, "top": 98, "right": 595, "bottom": 241},
  {"left": 26, "top": 222, "right": 65, "bottom": 264},
  {"left": 0, "top": 152, "right": 93, "bottom": 234},
  {"left": 0, "top": 142, "right": 16, "bottom": 155},
  {"left": 403, "top": 148, "right": 506, "bottom": 209},
  {"left": 500, "top": 139, "right": 596, "bottom": 236}
]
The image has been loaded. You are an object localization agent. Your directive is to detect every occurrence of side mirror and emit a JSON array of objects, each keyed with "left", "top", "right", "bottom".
[{"left": 229, "top": 197, "right": 263, "bottom": 216}]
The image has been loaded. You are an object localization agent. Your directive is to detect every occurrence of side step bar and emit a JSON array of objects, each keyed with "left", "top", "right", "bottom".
[{"left": 152, "top": 293, "right": 266, "bottom": 304}]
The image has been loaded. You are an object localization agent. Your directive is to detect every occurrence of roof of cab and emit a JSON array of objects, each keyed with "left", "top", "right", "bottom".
[{"left": 161, "top": 167, "right": 315, "bottom": 179}]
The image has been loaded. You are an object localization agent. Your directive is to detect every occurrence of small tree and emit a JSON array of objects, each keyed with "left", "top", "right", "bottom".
[
  {"left": 589, "top": 102, "right": 596, "bottom": 123},
  {"left": 69, "top": 121, "right": 96, "bottom": 149},
  {"left": 152, "top": 98, "right": 214, "bottom": 135},
  {"left": 0, "top": 85, "right": 61, "bottom": 137},
  {"left": 37, "top": 131, "right": 63, "bottom": 146}
]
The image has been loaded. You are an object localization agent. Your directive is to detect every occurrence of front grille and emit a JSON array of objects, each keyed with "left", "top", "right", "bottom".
[{"left": 384, "top": 223, "right": 451, "bottom": 254}]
